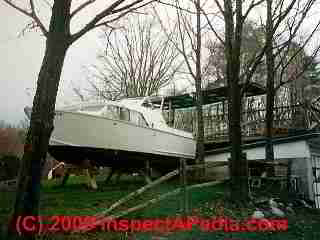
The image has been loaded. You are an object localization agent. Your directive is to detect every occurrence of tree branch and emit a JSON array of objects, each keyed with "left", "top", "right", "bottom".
[
  {"left": 70, "top": 0, "right": 151, "bottom": 44},
  {"left": 2, "top": 0, "right": 48, "bottom": 36},
  {"left": 200, "top": 6, "right": 225, "bottom": 45},
  {"left": 176, "top": 4, "right": 196, "bottom": 79},
  {"left": 70, "top": 0, "right": 96, "bottom": 19},
  {"left": 3, "top": 0, "right": 32, "bottom": 17},
  {"left": 93, "top": 2, "right": 151, "bottom": 29},
  {"left": 29, "top": 0, "right": 48, "bottom": 36},
  {"left": 213, "top": 0, "right": 224, "bottom": 15},
  {"left": 243, "top": 0, "right": 265, "bottom": 21}
]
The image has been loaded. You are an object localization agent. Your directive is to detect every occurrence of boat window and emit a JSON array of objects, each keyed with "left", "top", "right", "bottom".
[
  {"left": 139, "top": 115, "right": 148, "bottom": 127},
  {"left": 130, "top": 110, "right": 148, "bottom": 127},
  {"left": 120, "top": 108, "right": 130, "bottom": 121}
]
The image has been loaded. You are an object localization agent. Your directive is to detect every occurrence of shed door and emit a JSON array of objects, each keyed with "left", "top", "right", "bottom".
[{"left": 311, "top": 155, "right": 320, "bottom": 208}]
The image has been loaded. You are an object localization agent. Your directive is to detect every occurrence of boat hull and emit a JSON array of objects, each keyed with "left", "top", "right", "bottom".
[
  {"left": 48, "top": 145, "right": 195, "bottom": 174},
  {"left": 49, "top": 110, "right": 196, "bottom": 163}
]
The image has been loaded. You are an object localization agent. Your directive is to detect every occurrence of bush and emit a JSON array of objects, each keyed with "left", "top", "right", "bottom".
[{"left": 0, "top": 155, "right": 20, "bottom": 181}]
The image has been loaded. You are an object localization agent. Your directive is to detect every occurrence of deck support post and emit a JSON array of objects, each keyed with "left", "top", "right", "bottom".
[{"left": 180, "top": 158, "right": 188, "bottom": 216}]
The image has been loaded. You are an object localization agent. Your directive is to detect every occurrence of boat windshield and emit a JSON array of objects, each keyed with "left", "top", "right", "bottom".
[
  {"left": 142, "top": 96, "right": 163, "bottom": 109},
  {"left": 102, "top": 105, "right": 149, "bottom": 127}
]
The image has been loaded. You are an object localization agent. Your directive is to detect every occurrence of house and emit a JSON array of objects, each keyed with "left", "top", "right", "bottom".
[
  {"left": 161, "top": 83, "right": 320, "bottom": 208},
  {"left": 205, "top": 130, "right": 320, "bottom": 208}
]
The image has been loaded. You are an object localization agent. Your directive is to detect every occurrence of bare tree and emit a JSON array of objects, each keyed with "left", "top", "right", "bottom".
[
  {"left": 153, "top": 0, "right": 206, "bottom": 179},
  {"left": 264, "top": 0, "right": 320, "bottom": 166},
  {"left": 88, "top": 17, "right": 182, "bottom": 100},
  {"left": 265, "top": 0, "right": 276, "bottom": 166},
  {"left": 2, "top": 0, "right": 155, "bottom": 238},
  {"left": 205, "top": 0, "right": 320, "bottom": 185},
  {"left": 194, "top": 0, "right": 205, "bottom": 178},
  {"left": 157, "top": 1, "right": 266, "bottom": 187},
  {"left": 0, "top": 120, "right": 11, "bottom": 129},
  {"left": 222, "top": 0, "right": 251, "bottom": 201},
  {"left": 203, "top": 21, "right": 266, "bottom": 87},
  {"left": 173, "top": 0, "right": 205, "bottom": 178},
  {"left": 204, "top": 0, "right": 265, "bottom": 201}
]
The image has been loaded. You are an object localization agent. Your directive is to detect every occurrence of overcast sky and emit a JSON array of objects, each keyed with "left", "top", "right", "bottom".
[
  {"left": 0, "top": 1, "right": 104, "bottom": 125},
  {"left": 0, "top": 1, "right": 180, "bottom": 126},
  {"left": 1, "top": 0, "right": 319, "bottom": 125}
]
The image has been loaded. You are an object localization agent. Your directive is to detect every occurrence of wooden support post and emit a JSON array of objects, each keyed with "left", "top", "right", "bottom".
[
  {"left": 139, "top": 169, "right": 152, "bottom": 184},
  {"left": 86, "top": 168, "right": 98, "bottom": 190},
  {"left": 145, "top": 160, "right": 151, "bottom": 179},
  {"left": 180, "top": 158, "right": 188, "bottom": 216},
  {"left": 61, "top": 169, "right": 70, "bottom": 186},
  {"left": 105, "top": 167, "right": 115, "bottom": 183},
  {"left": 287, "top": 159, "right": 293, "bottom": 193},
  {"left": 116, "top": 171, "right": 122, "bottom": 183}
]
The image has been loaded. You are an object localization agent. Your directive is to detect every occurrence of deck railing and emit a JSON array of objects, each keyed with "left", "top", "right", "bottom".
[{"left": 164, "top": 103, "right": 316, "bottom": 142}]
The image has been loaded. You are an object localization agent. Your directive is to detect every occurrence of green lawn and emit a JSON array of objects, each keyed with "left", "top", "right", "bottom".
[{"left": 1, "top": 175, "right": 320, "bottom": 240}]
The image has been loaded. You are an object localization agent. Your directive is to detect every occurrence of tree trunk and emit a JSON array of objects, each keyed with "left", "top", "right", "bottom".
[
  {"left": 7, "top": 1, "right": 71, "bottom": 239},
  {"left": 195, "top": 0, "right": 205, "bottom": 179},
  {"left": 224, "top": 0, "right": 249, "bottom": 202},
  {"left": 228, "top": 75, "right": 249, "bottom": 200},
  {"left": 265, "top": 0, "right": 275, "bottom": 174}
]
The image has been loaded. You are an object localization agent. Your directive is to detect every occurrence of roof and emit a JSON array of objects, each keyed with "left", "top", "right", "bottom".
[
  {"left": 151, "top": 82, "right": 266, "bottom": 109},
  {"left": 205, "top": 129, "right": 320, "bottom": 155}
]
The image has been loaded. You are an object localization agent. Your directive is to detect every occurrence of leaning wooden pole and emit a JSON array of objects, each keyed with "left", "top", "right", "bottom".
[
  {"left": 93, "top": 162, "right": 227, "bottom": 218},
  {"left": 76, "top": 180, "right": 225, "bottom": 233},
  {"left": 95, "top": 168, "right": 180, "bottom": 218}
]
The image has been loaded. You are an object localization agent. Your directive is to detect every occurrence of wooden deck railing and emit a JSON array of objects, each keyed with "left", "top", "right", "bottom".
[{"left": 164, "top": 103, "right": 317, "bottom": 142}]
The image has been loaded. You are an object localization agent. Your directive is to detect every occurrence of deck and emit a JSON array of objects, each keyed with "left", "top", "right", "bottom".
[{"left": 164, "top": 102, "right": 320, "bottom": 144}]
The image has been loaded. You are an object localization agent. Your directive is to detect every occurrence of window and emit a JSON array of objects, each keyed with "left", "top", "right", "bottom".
[
  {"left": 129, "top": 110, "right": 148, "bottom": 127},
  {"left": 101, "top": 105, "right": 148, "bottom": 127},
  {"left": 138, "top": 114, "right": 148, "bottom": 127}
]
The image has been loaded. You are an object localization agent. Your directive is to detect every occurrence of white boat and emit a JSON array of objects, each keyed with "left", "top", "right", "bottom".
[{"left": 25, "top": 96, "right": 195, "bottom": 170}]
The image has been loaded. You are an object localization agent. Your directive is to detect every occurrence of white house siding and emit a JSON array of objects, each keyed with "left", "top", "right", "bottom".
[
  {"left": 205, "top": 140, "right": 310, "bottom": 163},
  {"left": 204, "top": 140, "right": 312, "bottom": 195}
]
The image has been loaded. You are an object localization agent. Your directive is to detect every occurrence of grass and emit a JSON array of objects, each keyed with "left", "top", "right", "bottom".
[{"left": 1, "top": 174, "right": 320, "bottom": 240}]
